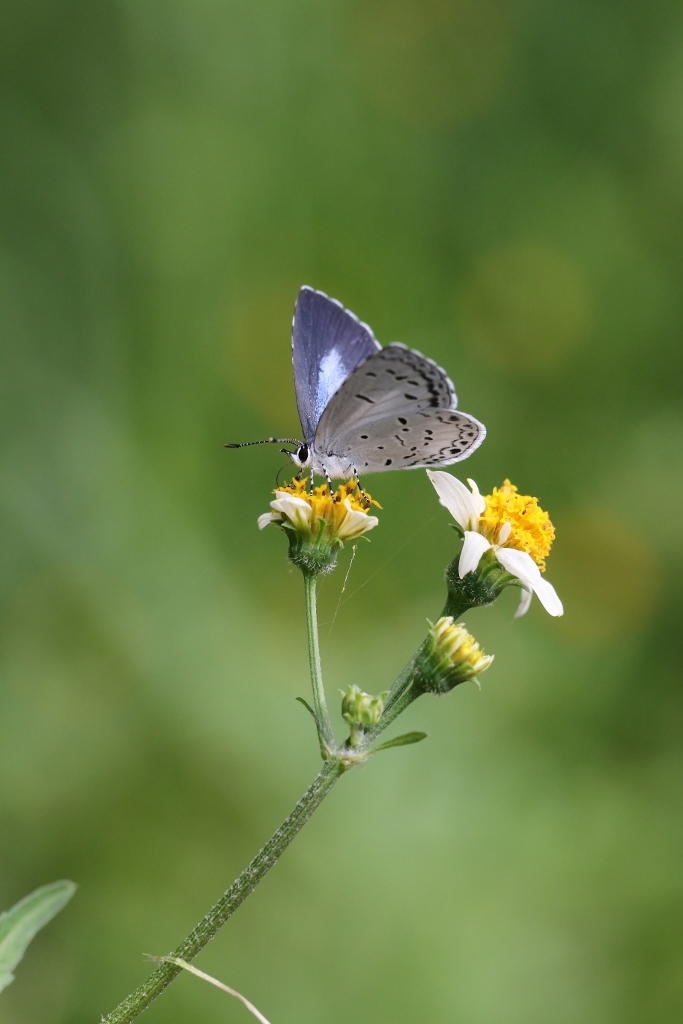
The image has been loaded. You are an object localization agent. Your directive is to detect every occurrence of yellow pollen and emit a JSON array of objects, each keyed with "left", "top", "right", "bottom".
[
  {"left": 479, "top": 479, "right": 555, "bottom": 571},
  {"left": 276, "top": 477, "right": 380, "bottom": 534}
]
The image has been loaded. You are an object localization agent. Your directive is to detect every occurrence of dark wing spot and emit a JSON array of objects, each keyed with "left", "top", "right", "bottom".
[
  {"left": 365, "top": 371, "right": 377, "bottom": 377},
  {"left": 385, "top": 459, "right": 392, "bottom": 466},
  {"left": 355, "top": 394, "right": 375, "bottom": 404},
  {"left": 398, "top": 417, "right": 407, "bottom": 425},
  {"left": 404, "top": 393, "right": 418, "bottom": 400},
  {"left": 360, "top": 434, "right": 368, "bottom": 439}
]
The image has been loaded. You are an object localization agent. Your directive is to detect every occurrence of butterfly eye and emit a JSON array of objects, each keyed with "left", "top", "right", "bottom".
[{"left": 296, "top": 444, "right": 310, "bottom": 465}]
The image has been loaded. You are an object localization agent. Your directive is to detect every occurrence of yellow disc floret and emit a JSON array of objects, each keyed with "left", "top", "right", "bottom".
[
  {"left": 277, "top": 476, "right": 380, "bottom": 536},
  {"left": 479, "top": 479, "right": 555, "bottom": 571}
]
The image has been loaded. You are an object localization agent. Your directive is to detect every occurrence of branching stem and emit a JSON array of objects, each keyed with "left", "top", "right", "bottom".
[{"left": 101, "top": 568, "right": 426, "bottom": 1024}]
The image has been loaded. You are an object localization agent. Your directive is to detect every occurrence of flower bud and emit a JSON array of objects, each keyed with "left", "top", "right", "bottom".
[
  {"left": 414, "top": 617, "right": 493, "bottom": 694},
  {"left": 340, "top": 684, "right": 386, "bottom": 747}
]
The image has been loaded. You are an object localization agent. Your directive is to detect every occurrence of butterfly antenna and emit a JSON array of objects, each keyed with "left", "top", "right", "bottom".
[{"left": 224, "top": 437, "right": 302, "bottom": 449}]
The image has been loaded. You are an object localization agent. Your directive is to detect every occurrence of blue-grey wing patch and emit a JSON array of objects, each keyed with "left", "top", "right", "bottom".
[{"left": 292, "top": 286, "right": 381, "bottom": 443}]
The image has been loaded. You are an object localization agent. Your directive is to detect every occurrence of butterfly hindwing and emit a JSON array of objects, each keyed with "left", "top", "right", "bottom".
[
  {"left": 292, "top": 286, "right": 380, "bottom": 443},
  {"left": 322, "top": 408, "right": 485, "bottom": 474}
]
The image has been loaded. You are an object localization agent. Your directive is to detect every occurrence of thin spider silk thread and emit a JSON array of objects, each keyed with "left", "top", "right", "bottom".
[
  {"left": 318, "top": 515, "right": 438, "bottom": 626},
  {"left": 328, "top": 543, "right": 357, "bottom": 636},
  {"left": 337, "top": 515, "right": 437, "bottom": 610}
]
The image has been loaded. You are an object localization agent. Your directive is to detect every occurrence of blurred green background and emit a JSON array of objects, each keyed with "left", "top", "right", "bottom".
[{"left": 1, "top": 1, "right": 682, "bottom": 1021}]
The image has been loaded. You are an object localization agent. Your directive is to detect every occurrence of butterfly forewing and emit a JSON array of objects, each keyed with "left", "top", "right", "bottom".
[{"left": 292, "top": 286, "right": 380, "bottom": 443}]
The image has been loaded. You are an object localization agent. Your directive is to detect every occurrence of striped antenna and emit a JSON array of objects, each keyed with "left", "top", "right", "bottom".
[{"left": 224, "top": 437, "right": 302, "bottom": 449}]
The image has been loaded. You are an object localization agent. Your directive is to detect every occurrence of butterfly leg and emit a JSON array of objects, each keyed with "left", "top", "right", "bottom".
[
  {"left": 321, "top": 463, "right": 333, "bottom": 495},
  {"left": 349, "top": 464, "right": 369, "bottom": 507}
]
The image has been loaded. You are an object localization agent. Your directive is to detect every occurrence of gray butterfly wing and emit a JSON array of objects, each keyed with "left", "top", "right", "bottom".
[
  {"left": 292, "top": 286, "right": 381, "bottom": 443},
  {"left": 314, "top": 342, "right": 454, "bottom": 444},
  {"left": 313, "top": 343, "right": 485, "bottom": 473},
  {"left": 322, "top": 408, "right": 486, "bottom": 473}
]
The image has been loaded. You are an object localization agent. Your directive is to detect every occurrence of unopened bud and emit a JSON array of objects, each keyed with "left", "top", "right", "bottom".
[
  {"left": 340, "top": 685, "right": 386, "bottom": 746},
  {"left": 414, "top": 617, "right": 493, "bottom": 694}
]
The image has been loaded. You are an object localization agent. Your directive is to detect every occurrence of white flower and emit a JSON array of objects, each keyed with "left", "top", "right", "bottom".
[{"left": 427, "top": 471, "right": 563, "bottom": 618}]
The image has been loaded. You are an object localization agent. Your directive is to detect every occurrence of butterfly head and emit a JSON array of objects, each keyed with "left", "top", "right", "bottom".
[{"left": 281, "top": 442, "right": 312, "bottom": 470}]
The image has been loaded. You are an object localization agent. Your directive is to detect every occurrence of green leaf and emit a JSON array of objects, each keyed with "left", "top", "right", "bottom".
[
  {"left": 295, "top": 696, "right": 319, "bottom": 723},
  {"left": 0, "top": 880, "right": 76, "bottom": 993},
  {"left": 372, "top": 731, "right": 428, "bottom": 753}
]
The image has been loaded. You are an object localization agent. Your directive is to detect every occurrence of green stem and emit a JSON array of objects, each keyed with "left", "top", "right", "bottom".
[
  {"left": 303, "top": 571, "right": 335, "bottom": 756},
  {"left": 101, "top": 572, "right": 427, "bottom": 1023},
  {"left": 100, "top": 756, "right": 345, "bottom": 1024}
]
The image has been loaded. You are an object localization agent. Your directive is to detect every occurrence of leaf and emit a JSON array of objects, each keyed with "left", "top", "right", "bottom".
[
  {"left": 0, "top": 880, "right": 76, "bottom": 993},
  {"left": 372, "top": 732, "right": 428, "bottom": 753},
  {"left": 295, "top": 696, "right": 319, "bottom": 724}
]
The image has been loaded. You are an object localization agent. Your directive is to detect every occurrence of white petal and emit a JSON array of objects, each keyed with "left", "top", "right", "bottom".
[
  {"left": 427, "top": 471, "right": 483, "bottom": 530},
  {"left": 257, "top": 512, "right": 277, "bottom": 530},
  {"left": 465, "top": 479, "right": 487, "bottom": 517},
  {"left": 498, "top": 521, "right": 512, "bottom": 544},
  {"left": 337, "top": 499, "right": 379, "bottom": 541},
  {"left": 514, "top": 587, "right": 533, "bottom": 618},
  {"left": 496, "top": 547, "right": 563, "bottom": 617},
  {"left": 532, "top": 577, "right": 564, "bottom": 617},
  {"left": 272, "top": 493, "right": 310, "bottom": 509},
  {"left": 458, "top": 531, "right": 491, "bottom": 578},
  {"left": 270, "top": 495, "right": 312, "bottom": 531},
  {"left": 495, "top": 546, "right": 541, "bottom": 588}
]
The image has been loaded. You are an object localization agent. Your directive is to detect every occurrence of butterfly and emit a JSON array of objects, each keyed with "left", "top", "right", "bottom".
[{"left": 227, "top": 286, "right": 486, "bottom": 488}]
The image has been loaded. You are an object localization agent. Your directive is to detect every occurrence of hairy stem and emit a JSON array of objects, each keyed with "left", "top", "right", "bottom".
[
  {"left": 303, "top": 571, "right": 335, "bottom": 755},
  {"left": 100, "top": 756, "right": 345, "bottom": 1024}
]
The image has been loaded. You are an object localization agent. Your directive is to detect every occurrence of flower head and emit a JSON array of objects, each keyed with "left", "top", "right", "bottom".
[
  {"left": 259, "top": 477, "right": 380, "bottom": 575},
  {"left": 479, "top": 480, "right": 555, "bottom": 570},
  {"left": 427, "top": 471, "right": 563, "bottom": 617},
  {"left": 415, "top": 617, "right": 493, "bottom": 694}
]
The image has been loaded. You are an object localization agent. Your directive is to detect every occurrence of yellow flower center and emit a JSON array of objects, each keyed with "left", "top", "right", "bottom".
[
  {"left": 277, "top": 477, "right": 380, "bottom": 534},
  {"left": 479, "top": 479, "right": 555, "bottom": 571}
]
